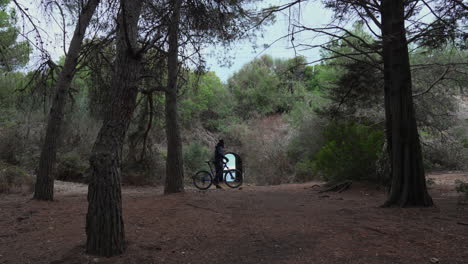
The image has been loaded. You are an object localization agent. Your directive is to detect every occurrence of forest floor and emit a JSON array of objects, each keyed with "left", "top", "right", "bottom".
[{"left": 1, "top": 172, "right": 468, "bottom": 264}]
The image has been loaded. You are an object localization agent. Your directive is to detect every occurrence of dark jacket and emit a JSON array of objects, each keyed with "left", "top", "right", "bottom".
[{"left": 214, "top": 144, "right": 225, "bottom": 163}]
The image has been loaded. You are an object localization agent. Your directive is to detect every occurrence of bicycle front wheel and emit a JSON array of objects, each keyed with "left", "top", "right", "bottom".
[
  {"left": 224, "top": 169, "right": 243, "bottom": 188},
  {"left": 192, "top": 171, "right": 213, "bottom": 190}
]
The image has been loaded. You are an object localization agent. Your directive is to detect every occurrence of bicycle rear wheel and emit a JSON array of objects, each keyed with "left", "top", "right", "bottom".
[
  {"left": 192, "top": 171, "right": 213, "bottom": 190},
  {"left": 224, "top": 169, "right": 243, "bottom": 188}
]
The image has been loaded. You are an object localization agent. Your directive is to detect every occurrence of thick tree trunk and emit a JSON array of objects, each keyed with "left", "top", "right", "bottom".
[
  {"left": 164, "top": 0, "right": 184, "bottom": 194},
  {"left": 381, "top": 0, "right": 433, "bottom": 207},
  {"left": 33, "top": 0, "right": 100, "bottom": 201},
  {"left": 86, "top": 0, "right": 143, "bottom": 257}
]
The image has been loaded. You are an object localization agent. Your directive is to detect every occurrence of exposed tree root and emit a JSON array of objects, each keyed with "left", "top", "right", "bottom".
[{"left": 319, "top": 181, "right": 352, "bottom": 193}]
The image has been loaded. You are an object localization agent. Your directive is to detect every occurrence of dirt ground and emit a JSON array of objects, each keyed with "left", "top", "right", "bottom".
[{"left": 1, "top": 172, "right": 467, "bottom": 264}]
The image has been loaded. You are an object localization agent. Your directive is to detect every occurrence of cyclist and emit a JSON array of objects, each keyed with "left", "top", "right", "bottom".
[{"left": 213, "top": 139, "right": 228, "bottom": 189}]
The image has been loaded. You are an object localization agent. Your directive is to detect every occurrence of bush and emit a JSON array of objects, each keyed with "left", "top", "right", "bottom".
[
  {"left": 314, "top": 122, "right": 384, "bottom": 183},
  {"left": 184, "top": 141, "right": 210, "bottom": 174},
  {"left": 294, "top": 159, "right": 316, "bottom": 182},
  {"left": 422, "top": 140, "right": 466, "bottom": 171},
  {"left": 122, "top": 146, "right": 166, "bottom": 186},
  {"left": 287, "top": 115, "right": 326, "bottom": 182},
  {"left": 288, "top": 116, "right": 326, "bottom": 162},
  {"left": 463, "top": 138, "right": 468, "bottom": 148},
  {"left": 0, "top": 126, "right": 24, "bottom": 165},
  {"left": 222, "top": 116, "right": 294, "bottom": 185},
  {"left": 220, "top": 122, "right": 250, "bottom": 147},
  {"left": 122, "top": 169, "right": 154, "bottom": 186},
  {"left": 455, "top": 180, "right": 468, "bottom": 198},
  {"left": 0, "top": 162, "right": 34, "bottom": 193},
  {"left": 55, "top": 152, "right": 87, "bottom": 182}
]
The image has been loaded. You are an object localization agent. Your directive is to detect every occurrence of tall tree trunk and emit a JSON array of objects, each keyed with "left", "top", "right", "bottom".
[
  {"left": 33, "top": 0, "right": 100, "bottom": 201},
  {"left": 381, "top": 0, "right": 433, "bottom": 207},
  {"left": 164, "top": 0, "right": 184, "bottom": 194},
  {"left": 86, "top": 0, "right": 143, "bottom": 256}
]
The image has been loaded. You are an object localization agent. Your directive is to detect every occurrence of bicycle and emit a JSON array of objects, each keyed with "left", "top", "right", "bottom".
[{"left": 192, "top": 160, "right": 243, "bottom": 190}]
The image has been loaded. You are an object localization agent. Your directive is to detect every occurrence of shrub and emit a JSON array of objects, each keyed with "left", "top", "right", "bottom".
[
  {"left": 455, "top": 180, "right": 468, "bottom": 198},
  {"left": 287, "top": 116, "right": 326, "bottom": 162},
  {"left": 294, "top": 159, "right": 316, "bottom": 182},
  {"left": 122, "top": 145, "right": 166, "bottom": 186},
  {"left": 422, "top": 140, "right": 466, "bottom": 171},
  {"left": 250, "top": 136, "right": 293, "bottom": 185},
  {"left": 314, "top": 122, "right": 384, "bottom": 183},
  {"left": 55, "top": 152, "right": 88, "bottom": 182},
  {"left": 222, "top": 116, "right": 294, "bottom": 185},
  {"left": 184, "top": 141, "right": 210, "bottom": 174},
  {"left": 220, "top": 122, "right": 250, "bottom": 147},
  {"left": 0, "top": 126, "right": 24, "bottom": 165},
  {"left": 0, "top": 162, "right": 34, "bottom": 193},
  {"left": 287, "top": 115, "right": 326, "bottom": 182},
  {"left": 122, "top": 169, "right": 154, "bottom": 186}
]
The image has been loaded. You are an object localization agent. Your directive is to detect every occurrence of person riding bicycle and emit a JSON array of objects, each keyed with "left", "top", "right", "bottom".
[{"left": 214, "top": 139, "right": 228, "bottom": 188}]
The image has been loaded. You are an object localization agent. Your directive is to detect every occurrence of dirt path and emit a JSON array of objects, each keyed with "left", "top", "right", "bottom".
[{"left": 1, "top": 173, "right": 467, "bottom": 264}]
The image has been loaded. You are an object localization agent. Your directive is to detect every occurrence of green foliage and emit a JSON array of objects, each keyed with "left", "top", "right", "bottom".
[
  {"left": 463, "top": 138, "right": 468, "bottom": 148},
  {"left": 303, "top": 65, "right": 319, "bottom": 91},
  {"left": 183, "top": 141, "right": 210, "bottom": 174},
  {"left": 312, "top": 22, "right": 467, "bottom": 173},
  {"left": 0, "top": 14, "right": 464, "bottom": 190},
  {"left": 0, "top": 125, "right": 24, "bottom": 165},
  {"left": 0, "top": 0, "right": 31, "bottom": 71},
  {"left": 228, "top": 55, "right": 311, "bottom": 119},
  {"left": 287, "top": 115, "right": 327, "bottom": 182},
  {"left": 315, "top": 23, "right": 384, "bottom": 123},
  {"left": 314, "top": 122, "right": 384, "bottom": 183},
  {"left": 288, "top": 114, "right": 325, "bottom": 153},
  {"left": 220, "top": 122, "right": 250, "bottom": 146},
  {"left": 55, "top": 152, "right": 87, "bottom": 182},
  {"left": 294, "top": 159, "right": 316, "bottom": 182},
  {"left": 411, "top": 48, "right": 465, "bottom": 134},
  {"left": 455, "top": 180, "right": 468, "bottom": 198},
  {"left": 180, "top": 71, "right": 231, "bottom": 131},
  {"left": 422, "top": 140, "right": 466, "bottom": 170},
  {"left": 0, "top": 161, "right": 33, "bottom": 193},
  {"left": 0, "top": 72, "right": 27, "bottom": 125}
]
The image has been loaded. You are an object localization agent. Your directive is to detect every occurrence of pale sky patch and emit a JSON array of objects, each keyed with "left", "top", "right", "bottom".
[{"left": 14, "top": 0, "right": 335, "bottom": 81}]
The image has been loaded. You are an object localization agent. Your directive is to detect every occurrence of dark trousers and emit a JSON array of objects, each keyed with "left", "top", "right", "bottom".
[{"left": 214, "top": 161, "right": 223, "bottom": 183}]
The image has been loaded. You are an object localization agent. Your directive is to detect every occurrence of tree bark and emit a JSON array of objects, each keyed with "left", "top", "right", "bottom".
[
  {"left": 33, "top": 0, "right": 100, "bottom": 201},
  {"left": 86, "top": 0, "right": 143, "bottom": 256},
  {"left": 164, "top": 0, "right": 185, "bottom": 194},
  {"left": 381, "top": 0, "right": 433, "bottom": 207}
]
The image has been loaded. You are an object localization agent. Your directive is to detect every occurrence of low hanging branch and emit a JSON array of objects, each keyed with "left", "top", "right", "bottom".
[{"left": 412, "top": 66, "right": 450, "bottom": 97}]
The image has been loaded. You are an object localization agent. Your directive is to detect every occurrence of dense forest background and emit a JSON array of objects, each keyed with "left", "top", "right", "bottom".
[
  {"left": 1, "top": 16, "right": 466, "bottom": 190},
  {"left": 0, "top": 0, "right": 467, "bottom": 258}
]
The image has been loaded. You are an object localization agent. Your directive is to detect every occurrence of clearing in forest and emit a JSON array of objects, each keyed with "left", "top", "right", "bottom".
[{"left": 0, "top": 172, "right": 467, "bottom": 264}]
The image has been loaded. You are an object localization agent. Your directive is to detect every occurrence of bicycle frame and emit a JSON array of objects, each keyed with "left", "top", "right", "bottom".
[
  {"left": 205, "top": 161, "right": 229, "bottom": 179},
  {"left": 192, "top": 161, "right": 242, "bottom": 190}
]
